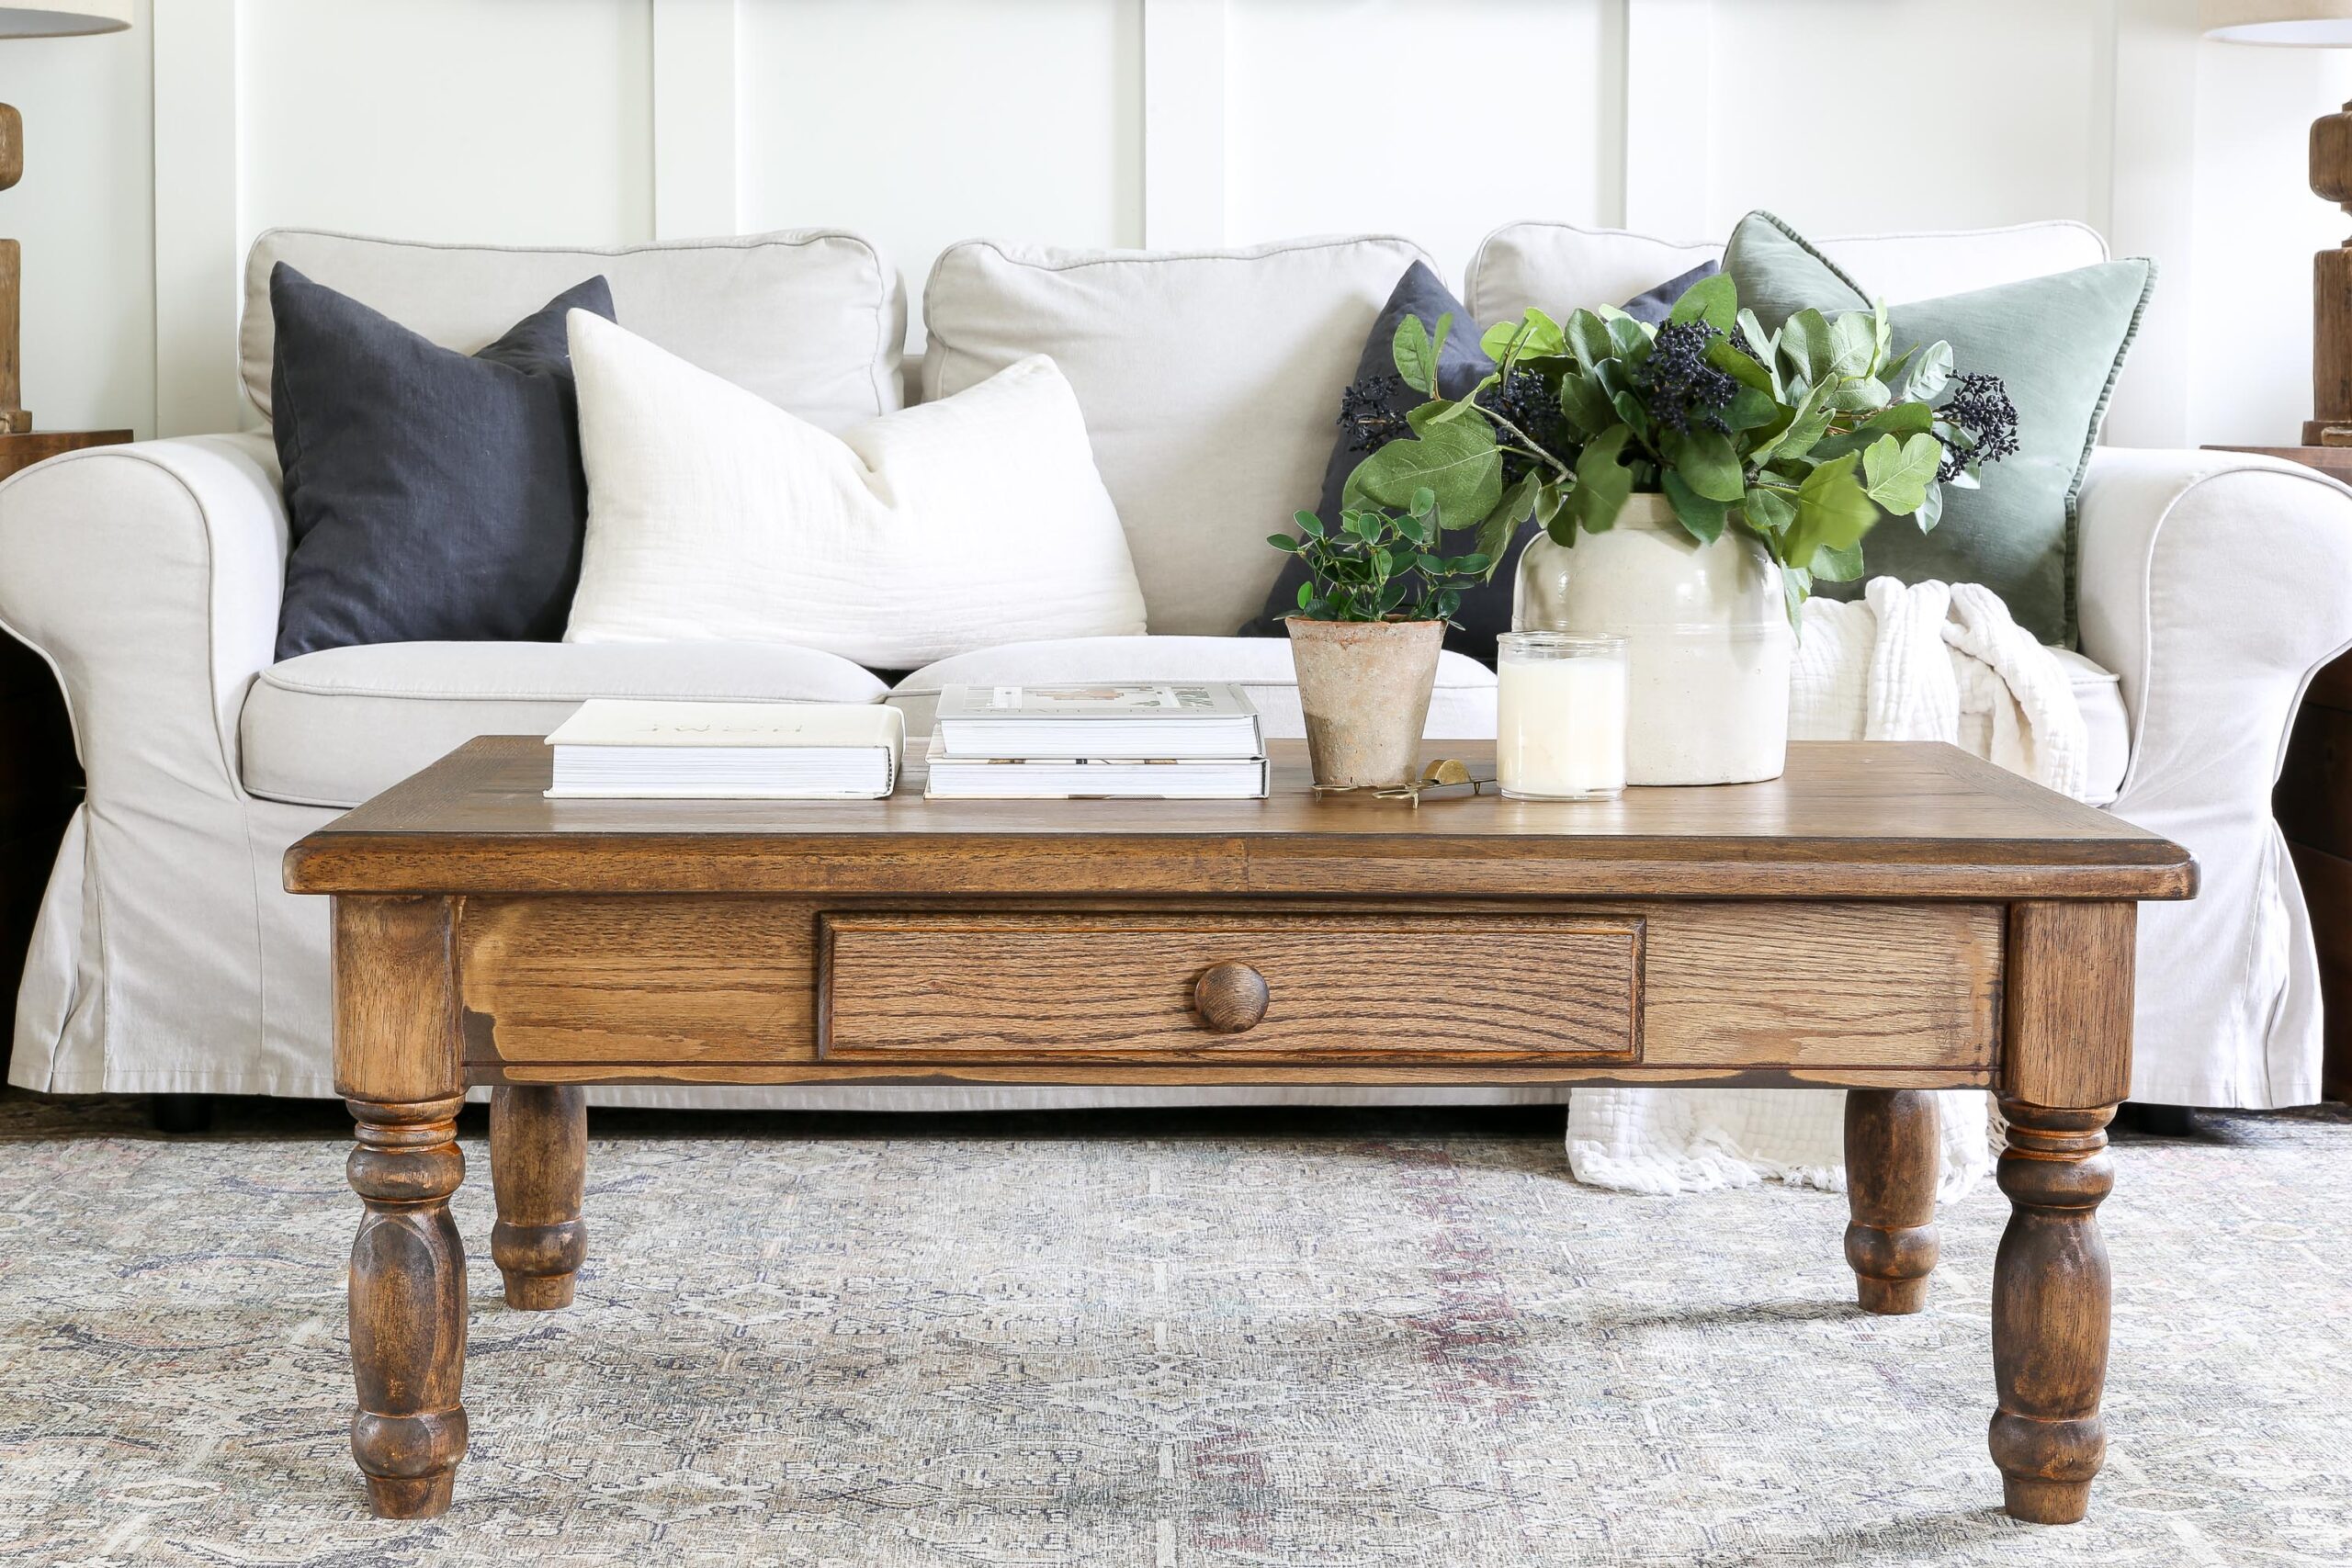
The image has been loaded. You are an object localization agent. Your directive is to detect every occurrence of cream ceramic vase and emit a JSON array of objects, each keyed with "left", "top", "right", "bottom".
[{"left": 1511, "top": 492, "right": 1792, "bottom": 785}]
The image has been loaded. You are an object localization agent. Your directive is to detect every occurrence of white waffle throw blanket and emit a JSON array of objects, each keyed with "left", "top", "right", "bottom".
[{"left": 1565, "top": 578, "right": 2091, "bottom": 1198}]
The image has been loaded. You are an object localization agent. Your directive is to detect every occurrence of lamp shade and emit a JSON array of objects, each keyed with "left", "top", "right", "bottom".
[
  {"left": 0, "top": 3, "right": 130, "bottom": 39},
  {"left": 2204, "top": 0, "right": 2352, "bottom": 43}
]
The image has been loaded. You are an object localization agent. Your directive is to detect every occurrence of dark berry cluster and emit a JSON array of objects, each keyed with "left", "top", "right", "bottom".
[
  {"left": 1476, "top": 368, "right": 1572, "bottom": 483},
  {"left": 1634, "top": 321, "right": 1738, "bottom": 436},
  {"left": 1937, "top": 372, "right": 2020, "bottom": 480},
  {"left": 1337, "top": 373, "right": 1411, "bottom": 454}
]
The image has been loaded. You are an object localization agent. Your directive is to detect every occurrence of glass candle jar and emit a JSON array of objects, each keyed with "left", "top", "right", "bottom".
[{"left": 1494, "top": 632, "right": 1629, "bottom": 801}]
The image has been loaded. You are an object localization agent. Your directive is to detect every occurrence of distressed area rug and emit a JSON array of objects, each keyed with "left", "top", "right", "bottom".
[{"left": 1, "top": 1090, "right": 2347, "bottom": 1567}]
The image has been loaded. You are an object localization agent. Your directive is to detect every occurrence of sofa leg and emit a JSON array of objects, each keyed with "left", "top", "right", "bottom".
[{"left": 150, "top": 1094, "right": 213, "bottom": 1134}]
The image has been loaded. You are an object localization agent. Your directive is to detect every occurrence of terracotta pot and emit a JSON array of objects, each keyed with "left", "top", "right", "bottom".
[
  {"left": 1284, "top": 615, "right": 1443, "bottom": 790},
  {"left": 1512, "top": 491, "right": 1792, "bottom": 785}
]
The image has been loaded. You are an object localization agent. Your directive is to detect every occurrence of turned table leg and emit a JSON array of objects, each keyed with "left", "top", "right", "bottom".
[
  {"left": 491, "top": 1086, "right": 588, "bottom": 1309},
  {"left": 347, "top": 1095, "right": 470, "bottom": 1517},
  {"left": 334, "top": 896, "right": 469, "bottom": 1518},
  {"left": 1843, "top": 1089, "right": 1939, "bottom": 1314},
  {"left": 1989, "top": 1100, "right": 2115, "bottom": 1525},
  {"left": 1990, "top": 900, "right": 2134, "bottom": 1525}
]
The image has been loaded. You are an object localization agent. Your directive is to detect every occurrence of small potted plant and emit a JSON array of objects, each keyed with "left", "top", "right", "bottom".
[
  {"left": 1341, "top": 277, "right": 2017, "bottom": 784},
  {"left": 1269, "top": 488, "right": 1491, "bottom": 790}
]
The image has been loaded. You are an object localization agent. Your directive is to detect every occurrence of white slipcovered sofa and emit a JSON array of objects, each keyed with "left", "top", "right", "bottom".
[{"left": 4, "top": 220, "right": 2348, "bottom": 1110}]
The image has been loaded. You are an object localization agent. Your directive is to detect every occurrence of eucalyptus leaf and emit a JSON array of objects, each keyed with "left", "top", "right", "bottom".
[
  {"left": 1913, "top": 481, "right": 1943, "bottom": 534},
  {"left": 1661, "top": 468, "right": 1728, "bottom": 545},
  {"left": 1611, "top": 390, "right": 1651, "bottom": 439},
  {"left": 1709, "top": 335, "right": 1775, "bottom": 394},
  {"left": 1820, "top": 377, "right": 1892, "bottom": 413},
  {"left": 1605, "top": 312, "right": 1654, "bottom": 360},
  {"left": 1898, "top": 340, "right": 1954, "bottom": 405},
  {"left": 1828, "top": 311, "right": 1877, "bottom": 378},
  {"left": 1569, "top": 425, "right": 1634, "bottom": 532},
  {"left": 1480, "top": 319, "right": 1529, "bottom": 365},
  {"left": 1557, "top": 369, "right": 1616, "bottom": 436},
  {"left": 1780, "top": 309, "right": 1837, "bottom": 383},
  {"left": 1860, "top": 401, "right": 1935, "bottom": 435},
  {"left": 1564, "top": 310, "right": 1613, "bottom": 370},
  {"left": 1783, "top": 451, "right": 1877, "bottom": 565},
  {"left": 1674, "top": 429, "right": 1746, "bottom": 503},
  {"left": 1809, "top": 541, "right": 1865, "bottom": 581},
  {"left": 1723, "top": 385, "right": 1781, "bottom": 433},
  {"left": 1781, "top": 564, "right": 1813, "bottom": 628},
  {"left": 1392, "top": 313, "right": 1437, "bottom": 395},
  {"left": 1474, "top": 470, "right": 1541, "bottom": 581},
  {"left": 1426, "top": 373, "right": 1499, "bottom": 424},
  {"left": 1742, "top": 485, "right": 1796, "bottom": 536},
  {"left": 1670, "top": 272, "right": 1739, "bottom": 333}
]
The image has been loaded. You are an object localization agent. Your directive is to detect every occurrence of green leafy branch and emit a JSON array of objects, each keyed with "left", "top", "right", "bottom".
[
  {"left": 1322, "top": 271, "right": 2012, "bottom": 625},
  {"left": 1269, "top": 487, "right": 1493, "bottom": 623}
]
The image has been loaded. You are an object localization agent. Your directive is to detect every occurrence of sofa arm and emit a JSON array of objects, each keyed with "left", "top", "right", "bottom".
[
  {"left": 2077, "top": 446, "right": 2352, "bottom": 1105},
  {"left": 0, "top": 434, "right": 287, "bottom": 802}
]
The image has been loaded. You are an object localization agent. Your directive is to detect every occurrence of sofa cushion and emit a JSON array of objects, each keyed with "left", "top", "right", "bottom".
[
  {"left": 241, "top": 640, "right": 886, "bottom": 808},
  {"left": 886, "top": 636, "right": 1498, "bottom": 743},
  {"left": 243, "top": 229, "right": 904, "bottom": 432},
  {"left": 563, "top": 314, "right": 1145, "bottom": 667},
  {"left": 922, "top": 234, "right": 1432, "bottom": 637},
  {"left": 1467, "top": 219, "right": 2109, "bottom": 327}
]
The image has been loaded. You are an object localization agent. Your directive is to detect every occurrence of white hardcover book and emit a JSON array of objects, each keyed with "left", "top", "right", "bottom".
[
  {"left": 920, "top": 736, "right": 1269, "bottom": 800},
  {"left": 544, "top": 700, "right": 903, "bottom": 799},
  {"left": 933, "top": 681, "right": 1264, "bottom": 760}
]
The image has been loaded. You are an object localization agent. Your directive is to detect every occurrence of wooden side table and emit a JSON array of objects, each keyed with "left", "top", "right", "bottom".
[
  {"left": 0, "top": 428, "right": 128, "bottom": 995},
  {"left": 2215, "top": 445, "right": 2352, "bottom": 1103}
]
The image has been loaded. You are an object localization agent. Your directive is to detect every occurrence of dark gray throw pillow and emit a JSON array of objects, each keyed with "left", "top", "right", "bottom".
[
  {"left": 270, "top": 265, "right": 616, "bottom": 660},
  {"left": 1244, "top": 259, "right": 1721, "bottom": 665}
]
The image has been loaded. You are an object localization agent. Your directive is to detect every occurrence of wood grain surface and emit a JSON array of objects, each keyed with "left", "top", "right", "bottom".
[
  {"left": 285, "top": 738, "right": 2196, "bottom": 902},
  {"left": 1844, "top": 1089, "right": 1942, "bottom": 1315},
  {"left": 452, "top": 896, "right": 1997, "bottom": 1078},
  {"left": 818, "top": 912, "right": 1644, "bottom": 1064},
  {"left": 2000, "top": 901, "right": 2135, "bottom": 1110},
  {"left": 334, "top": 897, "right": 460, "bottom": 1104}
]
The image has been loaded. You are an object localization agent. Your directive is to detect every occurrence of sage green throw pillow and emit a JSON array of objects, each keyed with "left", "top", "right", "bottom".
[{"left": 1724, "top": 212, "right": 2154, "bottom": 646}]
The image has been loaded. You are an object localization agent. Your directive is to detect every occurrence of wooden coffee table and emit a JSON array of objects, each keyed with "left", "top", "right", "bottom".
[{"left": 286, "top": 736, "right": 2194, "bottom": 1525}]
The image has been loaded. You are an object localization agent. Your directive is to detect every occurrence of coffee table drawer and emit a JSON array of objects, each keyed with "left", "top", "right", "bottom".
[{"left": 818, "top": 912, "right": 1643, "bottom": 1064}]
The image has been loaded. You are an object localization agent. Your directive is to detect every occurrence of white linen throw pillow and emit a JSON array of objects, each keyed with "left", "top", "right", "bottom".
[{"left": 563, "top": 310, "right": 1145, "bottom": 667}]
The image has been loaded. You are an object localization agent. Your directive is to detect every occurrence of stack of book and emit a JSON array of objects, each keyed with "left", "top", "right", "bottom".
[
  {"left": 922, "top": 682, "right": 1269, "bottom": 799},
  {"left": 544, "top": 699, "right": 904, "bottom": 799}
]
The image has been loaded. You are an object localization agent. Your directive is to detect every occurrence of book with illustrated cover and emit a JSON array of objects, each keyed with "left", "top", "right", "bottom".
[
  {"left": 920, "top": 736, "right": 1269, "bottom": 799},
  {"left": 932, "top": 682, "right": 1264, "bottom": 760},
  {"left": 544, "top": 700, "right": 902, "bottom": 799}
]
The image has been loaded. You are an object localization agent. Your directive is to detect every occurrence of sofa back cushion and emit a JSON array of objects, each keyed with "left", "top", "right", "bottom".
[
  {"left": 242, "top": 229, "right": 905, "bottom": 432},
  {"left": 922, "top": 234, "right": 1432, "bottom": 637},
  {"left": 1468, "top": 219, "right": 2109, "bottom": 325}
]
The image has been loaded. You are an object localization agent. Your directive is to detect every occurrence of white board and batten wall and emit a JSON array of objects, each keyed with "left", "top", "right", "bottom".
[{"left": 5, "top": 0, "right": 2346, "bottom": 449}]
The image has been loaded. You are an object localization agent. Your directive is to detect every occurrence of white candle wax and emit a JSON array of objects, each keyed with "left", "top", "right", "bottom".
[{"left": 1497, "top": 649, "right": 1628, "bottom": 799}]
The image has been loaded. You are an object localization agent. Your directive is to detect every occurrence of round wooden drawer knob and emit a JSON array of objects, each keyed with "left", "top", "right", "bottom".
[{"left": 1194, "top": 962, "right": 1270, "bottom": 1033}]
